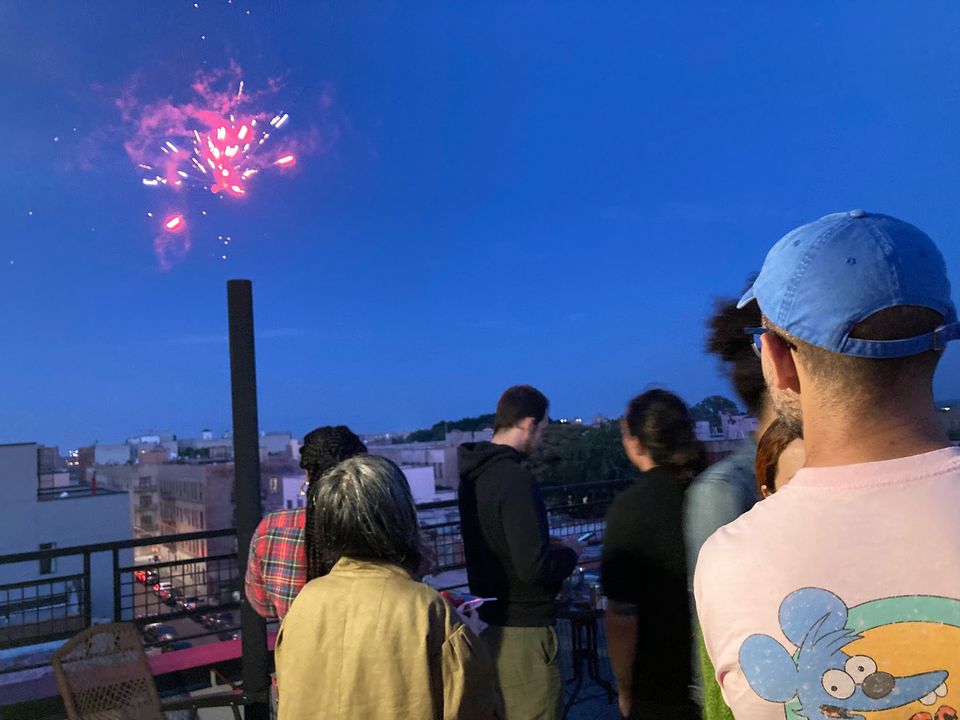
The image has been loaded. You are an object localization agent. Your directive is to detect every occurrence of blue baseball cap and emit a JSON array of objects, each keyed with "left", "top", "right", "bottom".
[{"left": 738, "top": 210, "right": 960, "bottom": 357}]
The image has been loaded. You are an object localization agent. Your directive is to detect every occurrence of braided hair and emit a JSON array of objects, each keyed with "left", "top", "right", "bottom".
[{"left": 300, "top": 426, "right": 367, "bottom": 580}]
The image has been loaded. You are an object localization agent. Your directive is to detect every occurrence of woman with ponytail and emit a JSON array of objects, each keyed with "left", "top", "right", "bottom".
[
  {"left": 601, "top": 389, "right": 705, "bottom": 720},
  {"left": 245, "top": 425, "right": 367, "bottom": 619}
]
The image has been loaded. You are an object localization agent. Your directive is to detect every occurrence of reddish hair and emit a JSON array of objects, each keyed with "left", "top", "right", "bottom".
[{"left": 755, "top": 419, "right": 802, "bottom": 495}]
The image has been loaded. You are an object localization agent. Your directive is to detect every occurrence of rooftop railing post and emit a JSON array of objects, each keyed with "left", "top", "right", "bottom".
[
  {"left": 112, "top": 548, "right": 122, "bottom": 622},
  {"left": 227, "top": 279, "right": 269, "bottom": 719},
  {"left": 82, "top": 551, "right": 92, "bottom": 629}
]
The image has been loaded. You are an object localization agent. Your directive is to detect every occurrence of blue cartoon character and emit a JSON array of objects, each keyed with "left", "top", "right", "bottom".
[{"left": 739, "top": 588, "right": 949, "bottom": 720}]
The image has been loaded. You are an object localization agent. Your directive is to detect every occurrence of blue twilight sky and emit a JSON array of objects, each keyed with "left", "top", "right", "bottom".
[{"left": 1, "top": 2, "right": 959, "bottom": 449}]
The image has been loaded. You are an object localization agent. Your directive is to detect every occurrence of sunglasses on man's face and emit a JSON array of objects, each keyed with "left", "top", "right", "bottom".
[
  {"left": 744, "top": 326, "right": 796, "bottom": 358},
  {"left": 743, "top": 326, "right": 767, "bottom": 358}
]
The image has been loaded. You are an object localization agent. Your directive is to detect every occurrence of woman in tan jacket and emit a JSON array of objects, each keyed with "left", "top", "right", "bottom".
[{"left": 276, "top": 455, "right": 501, "bottom": 720}]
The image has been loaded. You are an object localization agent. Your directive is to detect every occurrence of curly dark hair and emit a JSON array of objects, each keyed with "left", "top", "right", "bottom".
[
  {"left": 705, "top": 292, "right": 766, "bottom": 415},
  {"left": 300, "top": 426, "right": 367, "bottom": 580}
]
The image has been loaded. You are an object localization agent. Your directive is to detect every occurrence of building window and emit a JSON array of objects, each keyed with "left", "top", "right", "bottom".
[
  {"left": 39, "top": 542, "right": 56, "bottom": 575},
  {"left": 286, "top": 500, "right": 293, "bottom": 509},
  {"left": 297, "top": 498, "right": 304, "bottom": 508},
  {"left": 270, "top": 477, "right": 279, "bottom": 492}
]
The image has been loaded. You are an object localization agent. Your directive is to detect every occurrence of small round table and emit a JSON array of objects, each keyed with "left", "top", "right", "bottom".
[{"left": 556, "top": 601, "right": 616, "bottom": 717}]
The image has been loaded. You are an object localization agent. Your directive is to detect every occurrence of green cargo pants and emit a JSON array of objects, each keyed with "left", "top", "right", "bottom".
[{"left": 481, "top": 625, "right": 563, "bottom": 720}]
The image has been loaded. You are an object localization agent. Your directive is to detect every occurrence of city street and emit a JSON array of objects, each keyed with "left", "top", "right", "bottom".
[{"left": 127, "top": 575, "right": 240, "bottom": 652}]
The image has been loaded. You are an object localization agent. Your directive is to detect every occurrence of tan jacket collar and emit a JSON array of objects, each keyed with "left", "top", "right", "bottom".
[{"left": 328, "top": 556, "right": 414, "bottom": 580}]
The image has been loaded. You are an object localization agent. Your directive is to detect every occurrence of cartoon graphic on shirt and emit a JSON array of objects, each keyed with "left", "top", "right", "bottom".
[{"left": 739, "top": 588, "right": 960, "bottom": 720}]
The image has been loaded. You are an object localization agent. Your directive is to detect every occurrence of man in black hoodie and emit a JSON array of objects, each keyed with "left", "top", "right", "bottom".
[{"left": 458, "top": 385, "right": 582, "bottom": 720}]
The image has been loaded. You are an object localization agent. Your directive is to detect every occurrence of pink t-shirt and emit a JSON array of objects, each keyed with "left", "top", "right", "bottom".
[{"left": 694, "top": 447, "right": 960, "bottom": 720}]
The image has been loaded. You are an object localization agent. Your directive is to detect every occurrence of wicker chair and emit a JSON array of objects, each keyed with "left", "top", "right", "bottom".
[{"left": 51, "top": 622, "right": 243, "bottom": 719}]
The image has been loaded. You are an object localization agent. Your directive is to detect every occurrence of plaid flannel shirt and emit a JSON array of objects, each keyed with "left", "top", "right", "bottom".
[{"left": 245, "top": 508, "right": 307, "bottom": 619}]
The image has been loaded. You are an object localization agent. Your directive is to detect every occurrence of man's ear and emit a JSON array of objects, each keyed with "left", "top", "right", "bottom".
[
  {"left": 628, "top": 436, "right": 647, "bottom": 458},
  {"left": 518, "top": 416, "right": 536, "bottom": 433},
  {"left": 766, "top": 334, "right": 801, "bottom": 393}
]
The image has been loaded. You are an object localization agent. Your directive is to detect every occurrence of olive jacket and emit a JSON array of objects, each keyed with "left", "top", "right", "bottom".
[{"left": 276, "top": 557, "right": 501, "bottom": 720}]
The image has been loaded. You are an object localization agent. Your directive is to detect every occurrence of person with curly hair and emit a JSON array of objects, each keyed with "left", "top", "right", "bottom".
[{"left": 245, "top": 425, "right": 367, "bottom": 619}]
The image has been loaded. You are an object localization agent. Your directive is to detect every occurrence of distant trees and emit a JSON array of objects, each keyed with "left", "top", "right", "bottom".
[
  {"left": 525, "top": 421, "right": 636, "bottom": 488},
  {"left": 393, "top": 414, "right": 496, "bottom": 443},
  {"left": 399, "top": 394, "right": 743, "bottom": 485},
  {"left": 689, "top": 395, "right": 740, "bottom": 433},
  {"left": 177, "top": 447, "right": 210, "bottom": 460}
]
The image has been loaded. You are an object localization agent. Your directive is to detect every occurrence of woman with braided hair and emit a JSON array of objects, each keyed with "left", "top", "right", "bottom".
[{"left": 245, "top": 425, "right": 367, "bottom": 619}]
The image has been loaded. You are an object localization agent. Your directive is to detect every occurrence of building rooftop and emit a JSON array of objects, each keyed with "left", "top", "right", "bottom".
[{"left": 36, "top": 485, "right": 124, "bottom": 501}]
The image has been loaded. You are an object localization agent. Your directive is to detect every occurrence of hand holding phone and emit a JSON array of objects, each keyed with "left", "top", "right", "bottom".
[
  {"left": 456, "top": 597, "right": 493, "bottom": 635},
  {"left": 459, "top": 596, "right": 497, "bottom": 613}
]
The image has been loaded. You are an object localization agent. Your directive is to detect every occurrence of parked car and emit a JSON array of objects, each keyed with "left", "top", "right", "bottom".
[
  {"left": 133, "top": 569, "right": 159, "bottom": 585},
  {"left": 178, "top": 596, "right": 200, "bottom": 612},
  {"left": 142, "top": 623, "right": 177, "bottom": 643},
  {"left": 153, "top": 580, "right": 181, "bottom": 605},
  {"left": 200, "top": 611, "right": 234, "bottom": 630},
  {"left": 161, "top": 640, "right": 193, "bottom": 653},
  {"left": 162, "top": 588, "right": 182, "bottom": 607},
  {"left": 218, "top": 629, "right": 240, "bottom": 641}
]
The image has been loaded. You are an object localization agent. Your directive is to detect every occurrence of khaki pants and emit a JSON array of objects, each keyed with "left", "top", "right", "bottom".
[{"left": 481, "top": 625, "right": 563, "bottom": 720}]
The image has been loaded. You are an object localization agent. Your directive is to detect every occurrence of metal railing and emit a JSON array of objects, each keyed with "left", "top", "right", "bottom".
[
  {"left": 0, "top": 528, "right": 240, "bottom": 675},
  {"left": 0, "top": 478, "right": 625, "bottom": 676},
  {"left": 417, "top": 478, "right": 625, "bottom": 579}
]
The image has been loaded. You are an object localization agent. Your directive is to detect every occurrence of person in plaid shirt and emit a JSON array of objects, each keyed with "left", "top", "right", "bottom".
[{"left": 245, "top": 425, "right": 367, "bottom": 619}]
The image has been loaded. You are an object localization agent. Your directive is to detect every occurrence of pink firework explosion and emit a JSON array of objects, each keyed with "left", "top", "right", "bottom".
[{"left": 118, "top": 63, "right": 302, "bottom": 268}]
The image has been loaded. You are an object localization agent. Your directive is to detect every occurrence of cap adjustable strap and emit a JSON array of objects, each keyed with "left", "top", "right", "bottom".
[
  {"left": 840, "top": 321, "right": 960, "bottom": 358},
  {"left": 933, "top": 322, "right": 960, "bottom": 351}
]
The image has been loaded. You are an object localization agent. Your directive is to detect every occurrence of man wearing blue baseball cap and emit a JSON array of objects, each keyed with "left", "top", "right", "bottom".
[{"left": 693, "top": 211, "right": 960, "bottom": 720}]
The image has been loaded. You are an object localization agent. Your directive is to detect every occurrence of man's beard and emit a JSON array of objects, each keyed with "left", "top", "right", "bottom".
[
  {"left": 763, "top": 360, "right": 803, "bottom": 437},
  {"left": 770, "top": 385, "right": 803, "bottom": 437}
]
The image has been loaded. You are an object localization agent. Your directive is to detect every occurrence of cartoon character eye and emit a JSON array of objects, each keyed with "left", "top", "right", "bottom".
[
  {"left": 822, "top": 670, "right": 856, "bottom": 699},
  {"left": 844, "top": 656, "right": 877, "bottom": 683}
]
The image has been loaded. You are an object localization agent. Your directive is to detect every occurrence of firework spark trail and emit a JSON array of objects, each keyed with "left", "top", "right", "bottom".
[
  {"left": 164, "top": 214, "right": 184, "bottom": 231},
  {"left": 153, "top": 214, "right": 190, "bottom": 270}
]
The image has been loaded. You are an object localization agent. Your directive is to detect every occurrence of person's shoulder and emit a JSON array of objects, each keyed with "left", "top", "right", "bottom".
[
  {"left": 690, "top": 457, "right": 737, "bottom": 489},
  {"left": 488, "top": 454, "right": 534, "bottom": 492},
  {"left": 393, "top": 576, "right": 463, "bottom": 631},
  {"left": 283, "top": 574, "right": 324, "bottom": 614},
  {"left": 612, "top": 475, "right": 664, "bottom": 506},
  {"left": 605, "top": 479, "right": 644, "bottom": 510},
  {"left": 687, "top": 457, "right": 756, "bottom": 511},
  {"left": 695, "top": 493, "right": 787, "bottom": 585},
  {"left": 691, "top": 441, "right": 755, "bottom": 488},
  {"left": 258, "top": 508, "right": 306, "bottom": 532},
  {"left": 603, "top": 482, "right": 650, "bottom": 531}
]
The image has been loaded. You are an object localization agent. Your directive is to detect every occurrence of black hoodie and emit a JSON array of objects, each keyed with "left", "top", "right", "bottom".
[{"left": 457, "top": 441, "right": 578, "bottom": 626}]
